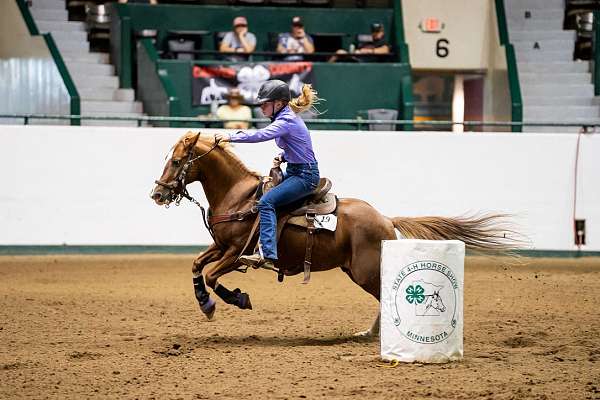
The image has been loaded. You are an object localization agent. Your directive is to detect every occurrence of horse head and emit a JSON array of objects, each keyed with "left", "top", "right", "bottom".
[
  {"left": 430, "top": 290, "right": 446, "bottom": 313},
  {"left": 151, "top": 131, "right": 203, "bottom": 206}
]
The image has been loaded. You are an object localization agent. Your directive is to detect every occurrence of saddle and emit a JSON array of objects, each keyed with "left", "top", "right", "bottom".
[
  {"left": 211, "top": 166, "right": 338, "bottom": 284},
  {"left": 263, "top": 167, "right": 338, "bottom": 283}
]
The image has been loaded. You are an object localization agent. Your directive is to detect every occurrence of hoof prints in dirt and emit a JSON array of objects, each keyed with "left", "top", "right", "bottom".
[
  {"left": 502, "top": 336, "right": 535, "bottom": 348},
  {"left": 153, "top": 343, "right": 189, "bottom": 357},
  {"left": 69, "top": 351, "right": 102, "bottom": 361},
  {"left": 1, "top": 362, "right": 25, "bottom": 370}
]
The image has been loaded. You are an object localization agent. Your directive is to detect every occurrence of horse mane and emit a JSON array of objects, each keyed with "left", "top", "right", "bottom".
[{"left": 179, "top": 131, "right": 261, "bottom": 179}]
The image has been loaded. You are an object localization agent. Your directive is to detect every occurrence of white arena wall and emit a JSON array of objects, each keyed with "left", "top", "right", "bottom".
[{"left": 1, "top": 125, "right": 598, "bottom": 251}]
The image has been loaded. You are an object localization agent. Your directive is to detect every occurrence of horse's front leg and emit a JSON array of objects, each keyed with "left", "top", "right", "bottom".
[
  {"left": 204, "top": 250, "right": 253, "bottom": 311},
  {"left": 192, "top": 243, "right": 222, "bottom": 320}
]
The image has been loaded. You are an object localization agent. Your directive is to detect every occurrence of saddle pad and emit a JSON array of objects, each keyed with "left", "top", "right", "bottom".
[{"left": 286, "top": 213, "right": 338, "bottom": 232}]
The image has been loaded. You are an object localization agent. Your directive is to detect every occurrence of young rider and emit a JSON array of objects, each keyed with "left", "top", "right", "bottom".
[{"left": 215, "top": 80, "right": 320, "bottom": 270}]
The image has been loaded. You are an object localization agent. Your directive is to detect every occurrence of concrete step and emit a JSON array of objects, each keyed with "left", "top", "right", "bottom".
[
  {"left": 54, "top": 38, "right": 89, "bottom": 53},
  {"left": 72, "top": 74, "right": 119, "bottom": 89},
  {"left": 508, "top": 19, "right": 564, "bottom": 31},
  {"left": 36, "top": 20, "right": 86, "bottom": 32},
  {"left": 516, "top": 50, "right": 573, "bottom": 62},
  {"left": 78, "top": 88, "right": 135, "bottom": 102},
  {"left": 513, "top": 39, "right": 574, "bottom": 52},
  {"left": 507, "top": 9, "right": 564, "bottom": 21},
  {"left": 45, "top": 30, "right": 88, "bottom": 42},
  {"left": 506, "top": 0, "right": 564, "bottom": 9},
  {"left": 518, "top": 61, "right": 589, "bottom": 73},
  {"left": 66, "top": 62, "right": 115, "bottom": 76},
  {"left": 524, "top": 96, "right": 594, "bottom": 106},
  {"left": 511, "top": 30, "right": 576, "bottom": 41},
  {"left": 520, "top": 72, "right": 590, "bottom": 85},
  {"left": 62, "top": 52, "right": 110, "bottom": 64},
  {"left": 30, "top": 8, "right": 68, "bottom": 21},
  {"left": 522, "top": 83, "right": 594, "bottom": 97},
  {"left": 81, "top": 100, "right": 143, "bottom": 114},
  {"left": 30, "top": 0, "right": 66, "bottom": 10},
  {"left": 524, "top": 105, "right": 600, "bottom": 119}
]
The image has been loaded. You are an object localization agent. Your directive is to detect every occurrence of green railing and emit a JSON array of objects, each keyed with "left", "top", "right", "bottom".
[
  {"left": 393, "top": 0, "right": 414, "bottom": 130},
  {"left": 494, "top": 0, "right": 523, "bottom": 133},
  {"left": 2, "top": 114, "right": 597, "bottom": 131},
  {"left": 15, "top": 0, "right": 80, "bottom": 125}
]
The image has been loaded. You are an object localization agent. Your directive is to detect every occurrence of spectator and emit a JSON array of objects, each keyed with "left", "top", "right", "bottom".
[
  {"left": 276, "top": 16, "right": 315, "bottom": 61},
  {"left": 219, "top": 16, "right": 257, "bottom": 61},
  {"left": 356, "top": 23, "right": 390, "bottom": 58},
  {"left": 216, "top": 88, "right": 252, "bottom": 129},
  {"left": 328, "top": 22, "right": 390, "bottom": 63}
]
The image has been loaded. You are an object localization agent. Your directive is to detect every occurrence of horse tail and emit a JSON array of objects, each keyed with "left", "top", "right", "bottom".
[{"left": 389, "top": 214, "right": 524, "bottom": 255}]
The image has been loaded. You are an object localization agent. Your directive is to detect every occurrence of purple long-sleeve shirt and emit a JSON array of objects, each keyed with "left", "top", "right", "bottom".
[{"left": 228, "top": 105, "right": 317, "bottom": 164}]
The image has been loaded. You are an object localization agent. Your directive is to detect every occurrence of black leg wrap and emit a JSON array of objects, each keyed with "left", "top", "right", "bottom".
[
  {"left": 193, "top": 276, "right": 210, "bottom": 305},
  {"left": 214, "top": 285, "right": 252, "bottom": 310}
]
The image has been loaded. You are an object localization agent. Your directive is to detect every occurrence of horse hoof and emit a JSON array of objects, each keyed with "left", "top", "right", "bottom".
[
  {"left": 200, "top": 298, "right": 216, "bottom": 321},
  {"left": 238, "top": 292, "right": 252, "bottom": 310}
]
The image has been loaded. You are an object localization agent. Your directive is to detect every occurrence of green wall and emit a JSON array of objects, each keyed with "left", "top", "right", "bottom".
[{"left": 154, "top": 59, "right": 411, "bottom": 129}]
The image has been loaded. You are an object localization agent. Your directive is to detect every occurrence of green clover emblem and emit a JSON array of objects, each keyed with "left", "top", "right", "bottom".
[{"left": 405, "top": 284, "right": 425, "bottom": 304}]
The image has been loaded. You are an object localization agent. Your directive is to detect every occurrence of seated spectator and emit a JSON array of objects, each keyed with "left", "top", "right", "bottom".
[
  {"left": 219, "top": 16, "right": 257, "bottom": 62},
  {"left": 276, "top": 16, "right": 315, "bottom": 61},
  {"left": 328, "top": 22, "right": 390, "bottom": 63},
  {"left": 356, "top": 23, "right": 390, "bottom": 57},
  {"left": 216, "top": 88, "right": 252, "bottom": 129}
]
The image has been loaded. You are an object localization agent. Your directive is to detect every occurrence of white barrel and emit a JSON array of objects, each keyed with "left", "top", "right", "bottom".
[{"left": 380, "top": 239, "right": 464, "bottom": 363}]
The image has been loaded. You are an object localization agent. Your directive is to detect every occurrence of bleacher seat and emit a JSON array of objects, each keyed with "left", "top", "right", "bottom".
[{"left": 164, "top": 30, "right": 210, "bottom": 60}]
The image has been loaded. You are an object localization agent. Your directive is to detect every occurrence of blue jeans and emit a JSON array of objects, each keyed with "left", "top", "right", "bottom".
[{"left": 257, "top": 162, "right": 320, "bottom": 260}]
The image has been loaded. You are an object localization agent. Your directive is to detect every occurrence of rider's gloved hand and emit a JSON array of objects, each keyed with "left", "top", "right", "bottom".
[
  {"left": 214, "top": 133, "right": 231, "bottom": 143},
  {"left": 272, "top": 154, "right": 285, "bottom": 168}
]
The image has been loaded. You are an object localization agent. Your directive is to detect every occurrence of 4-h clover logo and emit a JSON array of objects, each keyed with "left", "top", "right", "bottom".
[{"left": 405, "top": 284, "right": 425, "bottom": 304}]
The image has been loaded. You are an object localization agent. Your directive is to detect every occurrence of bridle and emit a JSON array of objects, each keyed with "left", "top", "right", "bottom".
[{"left": 153, "top": 133, "right": 221, "bottom": 236}]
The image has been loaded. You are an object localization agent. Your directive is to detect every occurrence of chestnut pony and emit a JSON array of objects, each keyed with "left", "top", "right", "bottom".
[{"left": 151, "top": 132, "right": 517, "bottom": 336}]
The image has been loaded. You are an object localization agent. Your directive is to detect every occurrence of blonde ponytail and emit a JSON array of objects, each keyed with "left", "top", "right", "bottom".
[{"left": 288, "top": 84, "right": 322, "bottom": 114}]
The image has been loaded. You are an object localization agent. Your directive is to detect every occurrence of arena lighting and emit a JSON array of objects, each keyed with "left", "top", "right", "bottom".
[{"left": 420, "top": 18, "right": 444, "bottom": 33}]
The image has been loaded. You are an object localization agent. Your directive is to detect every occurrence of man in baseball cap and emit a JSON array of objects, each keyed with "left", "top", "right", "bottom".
[
  {"left": 219, "top": 16, "right": 257, "bottom": 61},
  {"left": 276, "top": 16, "right": 315, "bottom": 61}
]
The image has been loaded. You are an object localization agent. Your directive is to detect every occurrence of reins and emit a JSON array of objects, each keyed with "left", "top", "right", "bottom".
[
  {"left": 155, "top": 134, "right": 263, "bottom": 268},
  {"left": 154, "top": 134, "right": 221, "bottom": 240}
]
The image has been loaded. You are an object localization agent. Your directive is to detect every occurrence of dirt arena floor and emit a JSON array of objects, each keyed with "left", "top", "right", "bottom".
[{"left": 1, "top": 254, "right": 599, "bottom": 400}]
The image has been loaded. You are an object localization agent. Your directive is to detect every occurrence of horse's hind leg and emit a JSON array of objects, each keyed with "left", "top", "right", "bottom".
[
  {"left": 204, "top": 251, "right": 253, "bottom": 311},
  {"left": 345, "top": 217, "right": 396, "bottom": 338},
  {"left": 344, "top": 252, "right": 381, "bottom": 338},
  {"left": 192, "top": 243, "right": 222, "bottom": 320}
]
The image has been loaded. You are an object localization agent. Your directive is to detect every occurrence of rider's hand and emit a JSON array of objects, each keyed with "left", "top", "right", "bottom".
[
  {"left": 272, "top": 155, "right": 283, "bottom": 168},
  {"left": 214, "top": 133, "right": 230, "bottom": 143}
]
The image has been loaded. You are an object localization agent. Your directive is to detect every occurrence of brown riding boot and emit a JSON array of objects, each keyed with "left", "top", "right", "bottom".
[{"left": 238, "top": 254, "right": 276, "bottom": 271}]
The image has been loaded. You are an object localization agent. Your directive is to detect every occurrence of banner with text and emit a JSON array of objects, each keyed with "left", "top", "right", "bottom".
[{"left": 192, "top": 62, "right": 314, "bottom": 106}]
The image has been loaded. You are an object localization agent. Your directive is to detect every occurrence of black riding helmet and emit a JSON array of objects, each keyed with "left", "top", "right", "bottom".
[{"left": 256, "top": 80, "right": 291, "bottom": 104}]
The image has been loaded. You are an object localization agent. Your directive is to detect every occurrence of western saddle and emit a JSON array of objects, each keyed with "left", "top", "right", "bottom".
[{"left": 208, "top": 166, "right": 337, "bottom": 284}]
